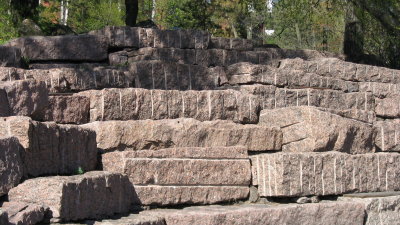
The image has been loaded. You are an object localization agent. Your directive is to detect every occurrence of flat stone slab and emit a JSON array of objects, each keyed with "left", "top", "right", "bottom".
[
  {"left": 90, "top": 26, "right": 210, "bottom": 49},
  {"left": 0, "top": 137, "right": 23, "bottom": 197},
  {"left": 251, "top": 152, "right": 400, "bottom": 197},
  {"left": 77, "top": 88, "right": 260, "bottom": 124},
  {"left": 0, "top": 46, "right": 22, "bottom": 67},
  {"left": 93, "top": 214, "right": 165, "bottom": 225},
  {"left": 102, "top": 147, "right": 251, "bottom": 206},
  {"left": 82, "top": 118, "right": 282, "bottom": 152},
  {"left": 8, "top": 171, "right": 134, "bottom": 222},
  {"left": 129, "top": 60, "right": 226, "bottom": 91},
  {"left": 38, "top": 95, "right": 90, "bottom": 124},
  {"left": 375, "top": 94, "right": 400, "bottom": 118},
  {"left": 259, "top": 106, "right": 375, "bottom": 154},
  {"left": 339, "top": 194, "right": 400, "bottom": 225},
  {"left": 0, "top": 116, "right": 97, "bottom": 177},
  {"left": 5, "top": 35, "right": 108, "bottom": 62},
  {"left": 0, "top": 80, "right": 49, "bottom": 118},
  {"left": 139, "top": 202, "right": 365, "bottom": 225},
  {"left": 1, "top": 201, "right": 46, "bottom": 225}
]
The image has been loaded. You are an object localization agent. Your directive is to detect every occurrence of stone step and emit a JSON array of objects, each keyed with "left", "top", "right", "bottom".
[
  {"left": 226, "top": 63, "right": 359, "bottom": 93},
  {"left": 239, "top": 85, "right": 376, "bottom": 123},
  {"left": 210, "top": 37, "right": 254, "bottom": 51},
  {"left": 38, "top": 95, "right": 90, "bottom": 124},
  {"left": 259, "top": 106, "right": 375, "bottom": 154},
  {"left": 0, "top": 80, "right": 48, "bottom": 118},
  {"left": 4, "top": 35, "right": 108, "bottom": 62},
  {"left": 251, "top": 152, "right": 400, "bottom": 197},
  {"left": 0, "top": 116, "right": 97, "bottom": 177},
  {"left": 7, "top": 171, "right": 134, "bottom": 222},
  {"left": 279, "top": 57, "right": 400, "bottom": 84},
  {"left": 339, "top": 193, "right": 400, "bottom": 225},
  {"left": 102, "top": 147, "right": 251, "bottom": 206},
  {"left": 0, "top": 65, "right": 133, "bottom": 93},
  {"left": 0, "top": 46, "right": 22, "bottom": 68},
  {"left": 375, "top": 94, "right": 400, "bottom": 118},
  {"left": 1, "top": 201, "right": 46, "bottom": 225},
  {"left": 374, "top": 120, "right": 400, "bottom": 152},
  {"left": 76, "top": 88, "right": 260, "bottom": 124},
  {"left": 82, "top": 118, "right": 282, "bottom": 152},
  {"left": 0, "top": 137, "right": 23, "bottom": 197},
  {"left": 89, "top": 26, "right": 211, "bottom": 49},
  {"left": 129, "top": 60, "right": 225, "bottom": 91}
]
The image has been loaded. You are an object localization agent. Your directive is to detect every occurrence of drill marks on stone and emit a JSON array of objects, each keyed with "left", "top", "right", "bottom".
[
  {"left": 150, "top": 90, "right": 154, "bottom": 118},
  {"left": 151, "top": 63, "right": 155, "bottom": 89},
  {"left": 101, "top": 89, "right": 105, "bottom": 121},
  {"left": 181, "top": 93, "right": 185, "bottom": 117},
  {"left": 119, "top": 90, "right": 123, "bottom": 115},
  {"left": 208, "top": 91, "right": 212, "bottom": 120},
  {"left": 262, "top": 156, "right": 267, "bottom": 196},
  {"left": 188, "top": 66, "right": 192, "bottom": 90}
]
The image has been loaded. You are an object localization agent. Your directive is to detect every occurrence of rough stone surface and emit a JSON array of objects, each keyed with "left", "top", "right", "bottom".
[
  {"left": 0, "top": 137, "right": 23, "bottom": 197},
  {"left": 374, "top": 120, "right": 400, "bottom": 152},
  {"left": 1, "top": 201, "right": 46, "bottom": 225},
  {"left": 102, "top": 147, "right": 250, "bottom": 206},
  {"left": 251, "top": 152, "right": 400, "bottom": 197},
  {"left": 151, "top": 202, "right": 365, "bottom": 225},
  {"left": 339, "top": 194, "right": 400, "bottom": 225},
  {"left": 90, "top": 26, "right": 210, "bottom": 49},
  {"left": 77, "top": 88, "right": 260, "bottom": 123},
  {"left": 0, "top": 80, "right": 49, "bottom": 118},
  {"left": 5, "top": 35, "right": 108, "bottom": 62},
  {"left": 0, "top": 116, "right": 97, "bottom": 177},
  {"left": 0, "top": 46, "right": 22, "bottom": 67},
  {"left": 8, "top": 171, "right": 134, "bottom": 222},
  {"left": 82, "top": 118, "right": 282, "bottom": 152},
  {"left": 375, "top": 94, "right": 400, "bottom": 118},
  {"left": 259, "top": 106, "right": 375, "bottom": 154},
  {"left": 93, "top": 214, "right": 165, "bottom": 225},
  {"left": 129, "top": 60, "right": 226, "bottom": 91},
  {"left": 39, "top": 95, "right": 90, "bottom": 124}
]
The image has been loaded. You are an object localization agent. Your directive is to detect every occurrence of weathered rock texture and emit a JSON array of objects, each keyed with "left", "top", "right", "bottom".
[
  {"left": 1, "top": 201, "right": 46, "bottom": 225},
  {"left": 5, "top": 35, "right": 108, "bottom": 62},
  {"left": 0, "top": 46, "right": 22, "bottom": 67},
  {"left": 39, "top": 95, "right": 90, "bottom": 124},
  {"left": 129, "top": 61, "right": 226, "bottom": 90},
  {"left": 0, "top": 80, "right": 48, "bottom": 118},
  {"left": 339, "top": 194, "right": 400, "bottom": 225},
  {"left": 0, "top": 116, "right": 97, "bottom": 177},
  {"left": 82, "top": 118, "right": 282, "bottom": 152},
  {"left": 259, "top": 106, "right": 375, "bottom": 154},
  {"left": 90, "top": 26, "right": 211, "bottom": 49},
  {"left": 93, "top": 214, "right": 165, "bottom": 225},
  {"left": 374, "top": 120, "right": 400, "bottom": 152},
  {"left": 8, "top": 171, "right": 134, "bottom": 222},
  {"left": 0, "top": 137, "right": 23, "bottom": 196},
  {"left": 251, "top": 152, "right": 400, "bottom": 197},
  {"left": 77, "top": 88, "right": 260, "bottom": 123},
  {"left": 102, "top": 146, "right": 251, "bottom": 206},
  {"left": 153, "top": 202, "right": 365, "bottom": 225}
]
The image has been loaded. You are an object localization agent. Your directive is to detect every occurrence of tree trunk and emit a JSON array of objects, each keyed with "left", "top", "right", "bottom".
[
  {"left": 295, "top": 23, "right": 302, "bottom": 48},
  {"left": 125, "top": 0, "right": 139, "bottom": 27},
  {"left": 343, "top": 3, "right": 363, "bottom": 61},
  {"left": 151, "top": 0, "right": 156, "bottom": 20}
]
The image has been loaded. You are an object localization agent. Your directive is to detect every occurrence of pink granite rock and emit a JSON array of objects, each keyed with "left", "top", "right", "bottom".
[
  {"left": 374, "top": 120, "right": 400, "bottom": 152},
  {"left": 0, "top": 116, "right": 97, "bottom": 177},
  {"left": 259, "top": 106, "right": 375, "bottom": 154},
  {"left": 1, "top": 201, "right": 46, "bottom": 225},
  {"left": 8, "top": 171, "right": 134, "bottom": 222},
  {"left": 82, "top": 118, "right": 282, "bottom": 152},
  {"left": 0, "top": 137, "right": 23, "bottom": 196}
]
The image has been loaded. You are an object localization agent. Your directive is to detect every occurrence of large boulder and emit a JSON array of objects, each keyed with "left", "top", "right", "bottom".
[
  {"left": 0, "top": 116, "right": 97, "bottom": 177},
  {"left": 102, "top": 146, "right": 251, "bottom": 206},
  {"left": 5, "top": 35, "right": 108, "bottom": 62},
  {"left": 0, "top": 137, "right": 23, "bottom": 197},
  {"left": 77, "top": 88, "right": 260, "bottom": 124},
  {"left": 259, "top": 106, "right": 375, "bottom": 154},
  {"left": 8, "top": 171, "right": 134, "bottom": 222},
  {"left": 82, "top": 118, "right": 282, "bottom": 152},
  {"left": 251, "top": 152, "right": 400, "bottom": 197}
]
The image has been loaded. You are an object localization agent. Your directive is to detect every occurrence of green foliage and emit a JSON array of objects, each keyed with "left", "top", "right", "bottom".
[
  {"left": 68, "top": 0, "right": 125, "bottom": 34},
  {"left": 0, "top": 0, "right": 18, "bottom": 44},
  {"left": 76, "top": 167, "right": 84, "bottom": 175}
]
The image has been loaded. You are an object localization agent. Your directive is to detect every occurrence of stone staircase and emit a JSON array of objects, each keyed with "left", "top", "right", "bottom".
[{"left": 0, "top": 26, "right": 399, "bottom": 225}]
